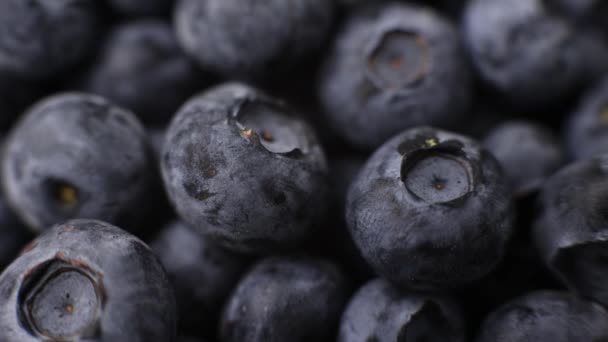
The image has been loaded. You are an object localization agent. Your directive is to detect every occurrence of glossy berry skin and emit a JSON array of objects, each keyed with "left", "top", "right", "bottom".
[
  {"left": 463, "top": 0, "right": 608, "bottom": 109},
  {"left": 174, "top": 0, "right": 334, "bottom": 79},
  {"left": 476, "top": 291, "right": 608, "bottom": 342},
  {"left": 150, "top": 220, "right": 247, "bottom": 335},
  {"left": 0, "top": 0, "right": 101, "bottom": 79},
  {"left": 483, "top": 120, "right": 563, "bottom": 197},
  {"left": 319, "top": 3, "right": 471, "bottom": 150},
  {"left": 347, "top": 127, "right": 514, "bottom": 291},
  {"left": 565, "top": 77, "right": 608, "bottom": 160},
  {"left": 338, "top": 279, "right": 465, "bottom": 342},
  {"left": 108, "top": 0, "right": 173, "bottom": 17},
  {"left": 533, "top": 156, "right": 608, "bottom": 307},
  {"left": 162, "top": 83, "right": 328, "bottom": 254},
  {"left": 0, "top": 219, "right": 177, "bottom": 342},
  {"left": 220, "top": 256, "right": 347, "bottom": 342},
  {"left": 84, "top": 20, "right": 205, "bottom": 125},
  {"left": 1, "top": 93, "right": 155, "bottom": 233}
]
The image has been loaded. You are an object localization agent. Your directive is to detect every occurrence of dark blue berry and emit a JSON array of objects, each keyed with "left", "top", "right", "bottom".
[{"left": 347, "top": 127, "right": 514, "bottom": 290}]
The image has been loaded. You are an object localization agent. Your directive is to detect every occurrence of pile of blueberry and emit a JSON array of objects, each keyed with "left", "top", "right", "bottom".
[{"left": 1, "top": 0, "right": 608, "bottom": 341}]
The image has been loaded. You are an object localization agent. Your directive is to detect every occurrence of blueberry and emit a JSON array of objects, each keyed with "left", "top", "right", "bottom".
[
  {"left": 2, "top": 93, "right": 155, "bottom": 233},
  {"left": 319, "top": 3, "right": 472, "bottom": 150},
  {"left": 338, "top": 278, "right": 465, "bottom": 342},
  {"left": 150, "top": 220, "right": 248, "bottom": 336},
  {"left": 161, "top": 83, "right": 328, "bottom": 254},
  {"left": 0, "top": 192, "right": 32, "bottom": 271},
  {"left": 565, "top": 77, "right": 608, "bottom": 160},
  {"left": 174, "top": 0, "right": 334, "bottom": 79},
  {"left": 220, "top": 256, "right": 347, "bottom": 342},
  {"left": 84, "top": 20, "right": 206, "bottom": 125},
  {"left": 108, "top": 0, "right": 173, "bottom": 17},
  {"left": 0, "top": 0, "right": 101, "bottom": 79},
  {"left": 346, "top": 127, "right": 514, "bottom": 291},
  {"left": 483, "top": 120, "right": 563, "bottom": 197},
  {"left": 476, "top": 291, "right": 608, "bottom": 341},
  {"left": 463, "top": 0, "right": 608, "bottom": 108},
  {"left": 533, "top": 155, "right": 608, "bottom": 307},
  {"left": 0, "top": 219, "right": 176, "bottom": 341}
]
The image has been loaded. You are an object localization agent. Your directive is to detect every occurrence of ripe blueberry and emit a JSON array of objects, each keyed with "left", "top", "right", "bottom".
[
  {"left": 347, "top": 127, "right": 514, "bottom": 290},
  {"left": 162, "top": 83, "right": 328, "bottom": 254},
  {"left": 0, "top": 219, "right": 177, "bottom": 341},
  {"left": 2, "top": 93, "right": 155, "bottom": 233}
]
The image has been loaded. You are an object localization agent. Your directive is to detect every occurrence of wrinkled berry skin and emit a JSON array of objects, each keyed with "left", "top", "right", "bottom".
[
  {"left": 463, "top": 0, "right": 608, "bottom": 108},
  {"left": 476, "top": 291, "right": 608, "bottom": 342},
  {"left": 0, "top": 193, "right": 32, "bottom": 271},
  {"left": 150, "top": 220, "right": 248, "bottom": 336},
  {"left": 0, "top": 0, "right": 101, "bottom": 79},
  {"left": 2, "top": 93, "right": 155, "bottom": 233},
  {"left": 162, "top": 83, "right": 328, "bottom": 254},
  {"left": 84, "top": 20, "right": 206, "bottom": 125},
  {"left": 174, "top": 0, "right": 334, "bottom": 79},
  {"left": 0, "top": 219, "right": 176, "bottom": 342},
  {"left": 220, "top": 256, "right": 347, "bottom": 342},
  {"left": 565, "top": 77, "right": 608, "bottom": 160},
  {"left": 108, "top": 0, "right": 173, "bottom": 17},
  {"left": 533, "top": 156, "right": 608, "bottom": 307},
  {"left": 319, "top": 3, "right": 471, "bottom": 150},
  {"left": 339, "top": 279, "right": 465, "bottom": 342},
  {"left": 347, "top": 127, "right": 514, "bottom": 291},
  {"left": 483, "top": 120, "right": 563, "bottom": 197}
]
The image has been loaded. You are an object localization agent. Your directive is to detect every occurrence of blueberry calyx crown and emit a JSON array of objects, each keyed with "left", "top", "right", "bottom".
[
  {"left": 399, "top": 134, "right": 476, "bottom": 204},
  {"left": 18, "top": 257, "right": 104, "bottom": 340},
  {"left": 43, "top": 178, "right": 80, "bottom": 210},
  {"left": 366, "top": 29, "right": 430, "bottom": 90},
  {"left": 229, "top": 95, "right": 308, "bottom": 158}
]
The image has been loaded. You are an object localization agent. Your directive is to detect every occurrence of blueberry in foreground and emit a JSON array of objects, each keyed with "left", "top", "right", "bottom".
[
  {"left": 174, "top": 0, "right": 334, "bottom": 79},
  {"left": 84, "top": 20, "right": 206, "bottom": 125},
  {"left": 0, "top": 219, "right": 177, "bottom": 342},
  {"left": 338, "top": 279, "right": 465, "bottom": 342},
  {"left": 476, "top": 291, "right": 608, "bottom": 341},
  {"left": 533, "top": 155, "right": 608, "bottom": 307},
  {"left": 346, "top": 127, "right": 514, "bottom": 291},
  {"left": 150, "top": 220, "right": 248, "bottom": 336},
  {"left": 108, "top": 0, "right": 173, "bottom": 17},
  {"left": 482, "top": 120, "right": 563, "bottom": 197},
  {"left": 463, "top": 0, "right": 608, "bottom": 108},
  {"left": 319, "top": 3, "right": 471, "bottom": 150},
  {"left": 220, "top": 256, "right": 348, "bottom": 342},
  {"left": 565, "top": 76, "right": 608, "bottom": 160},
  {"left": 0, "top": 0, "right": 101, "bottom": 79},
  {"left": 2, "top": 93, "right": 155, "bottom": 233},
  {"left": 162, "top": 83, "right": 328, "bottom": 254}
]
